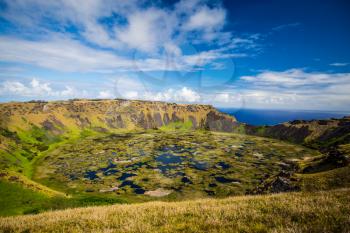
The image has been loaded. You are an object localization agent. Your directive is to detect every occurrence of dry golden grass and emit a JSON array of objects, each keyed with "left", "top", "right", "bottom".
[{"left": 1, "top": 188, "right": 349, "bottom": 233}]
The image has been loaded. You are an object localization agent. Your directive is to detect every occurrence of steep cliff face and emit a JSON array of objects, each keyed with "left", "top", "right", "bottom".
[
  {"left": 245, "top": 117, "right": 350, "bottom": 149},
  {"left": 0, "top": 99, "right": 238, "bottom": 134},
  {"left": 0, "top": 99, "right": 238, "bottom": 173}
]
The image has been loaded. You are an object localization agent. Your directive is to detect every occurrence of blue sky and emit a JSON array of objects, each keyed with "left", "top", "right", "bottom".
[{"left": 0, "top": 0, "right": 349, "bottom": 110}]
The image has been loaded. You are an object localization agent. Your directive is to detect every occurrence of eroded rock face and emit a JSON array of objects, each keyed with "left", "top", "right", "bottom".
[
  {"left": 163, "top": 113, "right": 170, "bottom": 125},
  {"left": 188, "top": 116, "right": 197, "bottom": 129},
  {"left": 0, "top": 99, "right": 238, "bottom": 133},
  {"left": 171, "top": 112, "right": 181, "bottom": 122},
  {"left": 205, "top": 110, "right": 238, "bottom": 132},
  {"left": 137, "top": 111, "right": 148, "bottom": 129},
  {"left": 264, "top": 125, "right": 311, "bottom": 144},
  {"left": 245, "top": 116, "right": 350, "bottom": 148},
  {"left": 70, "top": 114, "right": 91, "bottom": 128},
  {"left": 153, "top": 112, "right": 163, "bottom": 128}
]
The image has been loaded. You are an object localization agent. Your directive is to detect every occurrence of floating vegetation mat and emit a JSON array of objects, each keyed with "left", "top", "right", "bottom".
[{"left": 34, "top": 131, "right": 320, "bottom": 199}]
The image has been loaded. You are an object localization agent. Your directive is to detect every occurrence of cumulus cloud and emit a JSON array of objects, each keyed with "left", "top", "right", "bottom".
[
  {"left": 184, "top": 6, "right": 226, "bottom": 32},
  {"left": 0, "top": 0, "right": 257, "bottom": 73},
  {"left": 2, "top": 68, "right": 349, "bottom": 111},
  {"left": 0, "top": 0, "right": 227, "bottom": 51},
  {"left": 117, "top": 8, "right": 176, "bottom": 53},
  {"left": 174, "top": 87, "right": 201, "bottom": 102},
  {"left": 110, "top": 84, "right": 201, "bottom": 103},
  {"left": 0, "top": 0, "right": 136, "bottom": 48},
  {"left": 110, "top": 79, "right": 201, "bottom": 103},
  {"left": 0, "top": 78, "right": 87, "bottom": 98},
  {"left": 145, "top": 87, "right": 200, "bottom": 103},
  {"left": 98, "top": 90, "right": 114, "bottom": 99},
  {"left": 235, "top": 69, "right": 350, "bottom": 110},
  {"left": 95, "top": 85, "right": 201, "bottom": 103}
]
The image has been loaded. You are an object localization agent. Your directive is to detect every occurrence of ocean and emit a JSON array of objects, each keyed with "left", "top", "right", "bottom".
[{"left": 218, "top": 108, "right": 349, "bottom": 126}]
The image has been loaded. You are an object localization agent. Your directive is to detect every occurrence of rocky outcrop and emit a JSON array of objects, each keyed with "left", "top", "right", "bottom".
[
  {"left": 249, "top": 173, "right": 300, "bottom": 194},
  {"left": 248, "top": 167, "right": 300, "bottom": 195},
  {"left": 204, "top": 110, "right": 239, "bottom": 132},
  {"left": 245, "top": 116, "right": 350, "bottom": 195},
  {"left": 302, "top": 148, "right": 349, "bottom": 173},
  {"left": 245, "top": 116, "right": 350, "bottom": 148}
]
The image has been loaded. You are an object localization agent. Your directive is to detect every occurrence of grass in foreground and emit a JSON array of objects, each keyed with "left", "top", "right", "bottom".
[
  {"left": 0, "top": 180, "right": 130, "bottom": 217},
  {"left": 298, "top": 165, "right": 350, "bottom": 192},
  {"left": 1, "top": 188, "right": 349, "bottom": 233}
]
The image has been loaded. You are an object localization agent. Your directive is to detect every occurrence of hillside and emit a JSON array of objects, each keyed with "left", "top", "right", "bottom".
[
  {"left": 0, "top": 99, "right": 237, "bottom": 133},
  {"left": 0, "top": 99, "right": 238, "bottom": 177},
  {"left": 1, "top": 99, "right": 350, "bottom": 232},
  {"left": 245, "top": 116, "right": 350, "bottom": 149},
  {"left": 242, "top": 117, "right": 350, "bottom": 195},
  {"left": 1, "top": 188, "right": 349, "bottom": 233}
]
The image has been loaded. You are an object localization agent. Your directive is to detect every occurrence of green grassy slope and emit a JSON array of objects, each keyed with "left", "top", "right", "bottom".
[
  {"left": 0, "top": 179, "right": 131, "bottom": 217},
  {"left": 298, "top": 165, "right": 350, "bottom": 192},
  {"left": 0, "top": 180, "right": 48, "bottom": 216},
  {"left": 0, "top": 100, "right": 349, "bottom": 229}
]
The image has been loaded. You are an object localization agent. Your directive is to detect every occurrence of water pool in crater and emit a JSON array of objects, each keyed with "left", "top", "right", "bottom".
[{"left": 34, "top": 131, "right": 321, "bottom": 199}]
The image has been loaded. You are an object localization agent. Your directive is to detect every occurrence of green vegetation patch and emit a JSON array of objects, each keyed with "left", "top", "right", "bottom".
[
  {"left": 159, "top": 121, "right": 193, "bottom": 131},
  {"left": 33, "top": 130, "right": 320, "bottom": 201},
  {"left": 0, "top": 180, "right": 49, "bottom": 216},
  {"left": 0, "top": 179, "right": 128, "bottom": 217},
  {"left": 298, "top": 165, "right": 350, "bottom": 192}
]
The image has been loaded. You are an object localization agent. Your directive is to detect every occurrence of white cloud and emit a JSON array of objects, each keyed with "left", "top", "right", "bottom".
[
  {"left": 184, "top": 50, "right": 246, "bottom": 67},
  {"left": 95, "top": 81, "right": 201, "bottom": 103},
  {"left": 112, "top": 75, "right": 147, "bottom": 99},
  {"left": 117, "top": 8, "right": 176, "bottom": 53},
  {"left": 174, "top": 87, "right": 201, "bottom": 102},
  {"left": 272, "top": 22, "right": 301, "bottom": 31},
  {"left": 181, "top": 4, "right": 228, "bottom": 43},
  {"left": 2, "top": 69, "right": 349, "bottom": 111},
  {"left": 0, "top": 0, "right": 260, "bottom": 77},
  {"left": 213, "top": 93, "right": 230, "bottom": 103},
  {"left": 98, "top": 75, "right": 200, "bottom": 102},
  {"left": 60, "top": 86, "right": 75, "bottom": 96},
  {"left": 0, "top": 0, "right": 254, "bottom": 60},
  {"left": 0, "top": 35, "right": 250, "bottom": 73},
  {"left": 329, "top": 63, "right": 348, "bottom": 67},
  {"left": 234, "top": 69, "right": 350, "bottom": 110},
  {"left": 2, "top": 81, "right": 27, "bottom": 94},
  {"left": 123, "top": 91, "right": 138, "bottom": 99},
  {"left": 0, "top": 78, "right": 86, "bottom": 98},
  {"left": 0, "top": 36, "right": 130, "bottom": 72},
  {"left": 184, "top": 6, "right": 226, "bottom": 32},
  {"left": 164, "top": 43, "right": 182, "bottom": 57},
  {"left": 0, "top": 0, "right": 136, "bottom": 49},
  {"left": 240, "top": 69, "right": 350, "bottom": 88},
  {"left": 130, "top": 87, "right": 201, "bottom": 103},
  {"left": 98, "top": 90, "right": 114, "bottom": 99}
]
